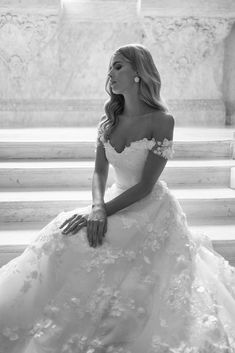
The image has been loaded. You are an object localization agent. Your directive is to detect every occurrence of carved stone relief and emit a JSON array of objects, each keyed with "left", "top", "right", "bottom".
[
  {"left": 141, "top": 16, "right": 235, "bottom": 99},
  {"left": 0, "top": 2, "right": 235, "bottom": 125},
  {"left": 0, "top": 12, "right": 59, "bottom": 98}
]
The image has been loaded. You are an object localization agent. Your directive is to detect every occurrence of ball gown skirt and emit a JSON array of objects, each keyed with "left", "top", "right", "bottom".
[{"left": 0, "top": 137, "right": 235, "bottom": 353}]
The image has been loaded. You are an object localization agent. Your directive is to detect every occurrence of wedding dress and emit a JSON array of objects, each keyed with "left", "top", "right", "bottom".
[{"left": 0, "top": 135, "right": 235, "bottom": 353}]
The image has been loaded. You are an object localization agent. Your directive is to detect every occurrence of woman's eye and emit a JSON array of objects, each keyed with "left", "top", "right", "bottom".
[{"left": 115, "top": 65, "right": 122, "bottom": 70}]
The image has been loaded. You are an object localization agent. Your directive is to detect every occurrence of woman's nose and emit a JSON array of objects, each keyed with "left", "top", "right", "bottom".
[{"left": 108, "top": 67, "right": 114, "bottom": 78}]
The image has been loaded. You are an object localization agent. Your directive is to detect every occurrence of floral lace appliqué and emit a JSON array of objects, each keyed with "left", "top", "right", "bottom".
[
  {"left": 98, "top": 133, "right": 174, "bottom": 160},
  {"left": 148, "top": 138, "right": 174, "bottom": 160}
]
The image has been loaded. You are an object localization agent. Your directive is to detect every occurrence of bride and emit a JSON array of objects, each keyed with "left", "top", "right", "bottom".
[{"left": 0, "top": 43, "right": 235, "bottom": 353}]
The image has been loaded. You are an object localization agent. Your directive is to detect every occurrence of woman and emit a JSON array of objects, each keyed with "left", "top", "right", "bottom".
[{"left": 0, "top": 44, "right": 235, "bottom": 353}]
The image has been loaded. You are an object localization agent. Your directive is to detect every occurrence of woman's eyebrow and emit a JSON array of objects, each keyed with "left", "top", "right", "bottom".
[{"left": 112, "top": 61, "right": 123, "bottom": 66}]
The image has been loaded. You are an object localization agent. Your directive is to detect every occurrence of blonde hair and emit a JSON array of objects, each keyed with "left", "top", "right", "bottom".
[{"left": 99, "top": 44, "right": 169, "bottom": 141}]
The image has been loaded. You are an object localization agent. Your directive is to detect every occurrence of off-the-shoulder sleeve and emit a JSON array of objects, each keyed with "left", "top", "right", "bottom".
[{"left": 147, "top": 138, "right": 174, "bottom": 160}]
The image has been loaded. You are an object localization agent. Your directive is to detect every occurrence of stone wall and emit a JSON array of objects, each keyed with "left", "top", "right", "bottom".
[
  {"left": 141, "top": 0, "right": 235, "bottom": 125},
  {"left": 0, "top": 0, "right": 60, "bottom": 99},
  {"left": 0, "top": 0, "right": 235, "bottom": 126}
]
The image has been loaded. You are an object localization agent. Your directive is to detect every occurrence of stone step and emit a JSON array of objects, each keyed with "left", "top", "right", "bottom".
[
  {"left": 0, "top": 220, "right": 234, "bottom": 267},
  {"left": 0, "top": 189, "right": 92, "bottom": 223},
  {"left": 0, "top": 127, "right": 234, "bottom": 160},
  {"left": 1, "top": 140, "right": 233, "bottom": 160},
  {"left": 0, "top": 159, "right": 234, "bottom": 188},
  {"left": 0, "top": 187, "right": 234, "bottom": 223}
]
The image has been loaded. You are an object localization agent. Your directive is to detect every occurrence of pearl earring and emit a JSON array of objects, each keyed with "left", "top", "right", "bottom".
[{"left": 134, "top": 76, "right": 140, "bottom": 83}]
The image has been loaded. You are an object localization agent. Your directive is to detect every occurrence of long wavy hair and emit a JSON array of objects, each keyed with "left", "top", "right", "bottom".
[{"left": 99, "top": 44, "right": 169, "bottom": 142}]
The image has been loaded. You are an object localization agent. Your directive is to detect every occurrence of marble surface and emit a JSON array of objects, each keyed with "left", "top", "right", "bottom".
[
  {"left": 0, "top": 0, "right": 234, "bottom": 125},
  {"left": 141, "top": 0, "right": 235, "bottom": 17}
]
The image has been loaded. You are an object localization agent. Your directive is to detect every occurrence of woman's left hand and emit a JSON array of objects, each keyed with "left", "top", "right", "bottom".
[{"left": 59, "top": 213, "right": 88, "bottom": 235}]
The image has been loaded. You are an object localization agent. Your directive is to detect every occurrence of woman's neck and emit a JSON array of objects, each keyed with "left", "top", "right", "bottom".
[{"left": 122, "top": 93, "right": 152, "bottom": 118}]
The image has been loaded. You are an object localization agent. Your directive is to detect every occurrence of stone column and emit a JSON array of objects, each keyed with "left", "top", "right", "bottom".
[{"left": 223, "top": 22, "right": 235, "bottom": 125}]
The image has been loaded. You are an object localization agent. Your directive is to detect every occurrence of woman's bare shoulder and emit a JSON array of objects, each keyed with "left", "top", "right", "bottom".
[
  {"left": 150, "top": 111, "right": 175, "bottom": 140},
  {"left": 150, "top": 110, "right": 174, "bottom": 123}
]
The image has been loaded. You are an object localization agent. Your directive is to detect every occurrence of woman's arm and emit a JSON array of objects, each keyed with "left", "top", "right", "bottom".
[
  {"left": 60, "top": 122, "right": 109, "bottom": 246},
  {"left": 85, "top": 130, "right": 110, "bottom": 247},
  {"left": 104, "top": 114, "right": 174, "bottom": 216},
  {"left": 92, "top": 140, "right": 109, "bottom": 208}
]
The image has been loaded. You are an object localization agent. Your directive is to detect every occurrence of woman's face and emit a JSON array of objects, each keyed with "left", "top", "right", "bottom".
[{"left": 108, "top": 53, "right": 136, "bottom": 95}]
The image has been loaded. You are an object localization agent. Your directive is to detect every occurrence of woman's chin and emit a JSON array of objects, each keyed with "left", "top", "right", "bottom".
[
  {"left": 112, "top": 88, "right": 124, "bottom": 95},
  {"left": 111, "top": 87, "right": 118, "bottom": 93}
]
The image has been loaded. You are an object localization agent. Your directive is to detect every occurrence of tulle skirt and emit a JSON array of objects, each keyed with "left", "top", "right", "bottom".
[{"left": 0, "top": 181, "right": 235, "bottom": 353}]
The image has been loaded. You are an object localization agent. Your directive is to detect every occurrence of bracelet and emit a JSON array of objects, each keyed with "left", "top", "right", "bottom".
[
  {"left": 92, "top": 203, "right": 107, "bottom": 214},
  {"left": 92, "top": 203, "right": 105, "bottom": 209}
]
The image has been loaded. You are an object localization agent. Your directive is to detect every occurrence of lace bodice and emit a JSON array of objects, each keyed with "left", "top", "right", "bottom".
[{"left": 98, "top": 136, "right": 174, "bottom": 190}]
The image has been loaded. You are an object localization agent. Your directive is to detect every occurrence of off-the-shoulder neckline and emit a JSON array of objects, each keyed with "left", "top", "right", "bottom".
[{"left": 104, "top": 137, "right": 172, "bottom": 155}]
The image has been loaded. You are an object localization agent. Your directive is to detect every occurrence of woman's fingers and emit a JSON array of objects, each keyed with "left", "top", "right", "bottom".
[
  {"left": 87, "top": 221, "right": 92, "bottom": 246},
  {"left": 103, "top": 219, "right": 108, "bottom": 238},
  {"left": 70, "top": 219, "right": 86, "bottom": 235},
  {"left": 87, "top": 220, "right": 97, "bottom": 247},
  {"left": 97, "top": 222, "right": 105, "bottom": 245},
  {"left": 72, "top": 217, "right": 87, "bottom": 234},
  {"left": 86, "top": 220, "right": 106, "bottom": 247},
  {"left": 65, "top": 217, "right": 87, "bottom": 236},
  {"left": 68, "top": 220, "right": 82, "bottom": 234},
  {"left": 60, "top": 214, "right": 78, "bottom": 231},
  {"left": 91, "top": 221, "right": 99, "bottom": 247},
  {"left": 96, "top": 220, "right": 106, "bottom": 245},
  {"left": 61, "top": 215, "right": 82, "bottom": 234},
  {"left": 59, "top": 214, "right": 77, "bottom": 229},
  {"left": 87, "top": 220, "right": 96, "bottom": 247}
]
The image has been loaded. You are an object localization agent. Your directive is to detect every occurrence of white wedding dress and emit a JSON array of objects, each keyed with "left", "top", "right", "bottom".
[{"left": 0, "top": 135, "right": 235, "bottom": 353}]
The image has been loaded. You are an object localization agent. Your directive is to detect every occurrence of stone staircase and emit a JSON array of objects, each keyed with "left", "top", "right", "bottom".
[{"left": 0, "top": 125, "right": 235, "bottom": 267}]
